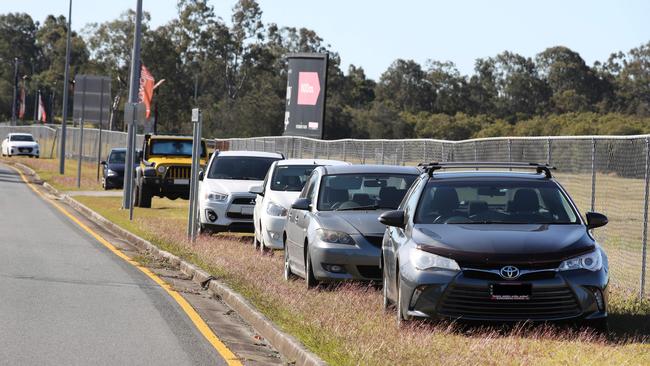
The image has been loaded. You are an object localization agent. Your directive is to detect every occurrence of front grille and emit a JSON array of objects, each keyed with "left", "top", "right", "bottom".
[
  {"left": 357, "top": 265, "right": 382, "bottom": 279},
  {"left": 363, "top": 236, "right": 383, "bottom": 248},
  {"left": 232, "top": 197, "right": 255, "bottom": 205},
  {"left": 165, "top": 166, "right": 191, "bottom": 179},
  {"left": 18, "top": 147, "right": 32, "bottom": 153},
  {"left": 463, "top": 270, "right": 557, "bottom": 281},
  {"left": 226, "top": 212, "right": 253, "bottom": 219},
  {"left": 438, "top": 284, "right": 581, "bottom": 320}
]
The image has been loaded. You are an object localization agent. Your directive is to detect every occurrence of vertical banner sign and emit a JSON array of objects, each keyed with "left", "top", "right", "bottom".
[{"left": 283, "top": 53, "right": 328, "bottom": 139}]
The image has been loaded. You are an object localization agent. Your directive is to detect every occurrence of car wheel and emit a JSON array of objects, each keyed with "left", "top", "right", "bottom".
[
  {"left": 382, "top": 257, "right": 393, "bottom": 311},
  {"left": 139, "top": 184, "right": 152, "bottom": 208},
  {"left": 305, "top": 247, "right": 319, "bottom": 289},
  {"left": 133, "top": 184, "right": 140, "bottom": 207},
  {"left": 396, "top": 273, "right": 410, "bottom": 326},
  {"left": 284, "top": 246, "right": 295, "bottom": 281}
]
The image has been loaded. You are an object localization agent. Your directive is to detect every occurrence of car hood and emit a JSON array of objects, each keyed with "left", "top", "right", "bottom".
[
  {"left": 413, "top": 224, "right": 595, "bottom": 266},
  {"left": 203, "top": 178, "right": 263, "bottom": 195},
  {"left": 7, "top": 141, "right": 38, "bottom": 148},
  {"left": 266, "top": 190, "right": 301, "bottom": 209},
  {"left": 315, "top": 211, "right": 388, "bottom": 236}
]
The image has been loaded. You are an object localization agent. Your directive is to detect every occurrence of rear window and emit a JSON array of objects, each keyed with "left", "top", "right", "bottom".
[
  {"left": 415, "top": 180, "right": 579, "bottom": 224},
  {"left": 271, "top": 165, "right": 319, "bottom": 192},
  {"left": 208, "top": 156, "right": 280, "bottom": 180},
  {"left": 10, "top": 135, "right": 34, "bottom": 142}
]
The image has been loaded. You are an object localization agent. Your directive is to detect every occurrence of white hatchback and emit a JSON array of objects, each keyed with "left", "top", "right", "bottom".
[
  {"left": 249, "top": 159, "right": 349, "bottom": 252},
  {"left": 1, "top": 133, "right": 40, "bottom": 158},
  {"left": 198, "top": 151, "right": 284, "bottom": 233}
]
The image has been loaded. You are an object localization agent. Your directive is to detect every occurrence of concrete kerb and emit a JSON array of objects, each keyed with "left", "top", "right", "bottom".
[{"left": 14, "top": 164, "right": 327, "bottom": 366}]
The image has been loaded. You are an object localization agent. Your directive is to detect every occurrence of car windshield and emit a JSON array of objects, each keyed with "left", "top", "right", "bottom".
[
  {"left": 150, "top": 140, "right": 206, "bottom": 157},
  {"left": 318, "top": 173, "right": 417, "bottom": 211},
  {"left": 10, "top": 135, "right": 34, "bottom": 142},
  {"left": 208, "top": 156, "right": 280, "bottom": 180},
  {"left": 415, "top": 180, "right": 580, "bottom": 224},
  {"left": 271, "top": 165, "right": 318, "bottom": 191},
  {"left": 109, "top": 151, "right": 126, "bottom": 163}
]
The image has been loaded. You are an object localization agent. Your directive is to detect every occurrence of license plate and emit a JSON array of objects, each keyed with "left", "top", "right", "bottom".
[
  {"left": 174, "top": 179, "right": 189, "bottom": 185},
  {"left": 490, "top": 283, "right": 531, "bottom": 301},
  {"left": 241, "top": 206, "right": 253, "bottom": 215}
]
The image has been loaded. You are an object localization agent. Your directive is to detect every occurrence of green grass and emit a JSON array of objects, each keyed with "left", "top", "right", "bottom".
[{"left": 1, "top": 156, "right": 102, "bottom": 191}]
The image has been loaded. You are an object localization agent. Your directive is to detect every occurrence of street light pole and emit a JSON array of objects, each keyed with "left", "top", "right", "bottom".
[
  {"left": 59, "top": 0, "right": 72, "bottom": 174},
  {"left": 122, "top": 0, "right": 143, "bottom": 210}
]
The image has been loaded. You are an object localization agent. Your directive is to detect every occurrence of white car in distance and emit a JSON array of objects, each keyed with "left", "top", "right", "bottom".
[
  {"left": 198, "top": 151, "right": 284, "bottom": 234},
  {"left": 1, "top": 133, "right": 40, "bottom": 158},
  {"left": 250, "top": 159, "right": 349, "bottom": 252}
]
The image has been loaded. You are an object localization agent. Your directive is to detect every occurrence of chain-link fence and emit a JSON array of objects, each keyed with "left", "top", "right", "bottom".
[
  {"left": 217, "top": 135, "right": 650, "bottom": 298},
  {"left": 2, "top": 125, "right": 648, "bottom": 298}
]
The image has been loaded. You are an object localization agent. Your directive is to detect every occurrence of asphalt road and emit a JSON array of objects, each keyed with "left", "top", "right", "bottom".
[{"left": 0, "top": 163, "right": 228, "bottom": 365}]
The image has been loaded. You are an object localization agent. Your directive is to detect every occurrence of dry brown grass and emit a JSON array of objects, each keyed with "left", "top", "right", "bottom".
[{"left": 1, "top": 156, "right": 101, "bottom": 191}]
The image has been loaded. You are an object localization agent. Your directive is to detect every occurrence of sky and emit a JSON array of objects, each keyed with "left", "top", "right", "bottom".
[{"left": 2, "top": 0, "right": 649, "bottom": 80}]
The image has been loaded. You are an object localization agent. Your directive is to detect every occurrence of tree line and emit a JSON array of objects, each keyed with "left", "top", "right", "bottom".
[{"left": 1, "top": 0, "right": 650, "bottom": 140}]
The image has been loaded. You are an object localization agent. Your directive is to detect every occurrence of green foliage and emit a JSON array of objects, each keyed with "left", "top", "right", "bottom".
[{"left": 2, "top": 3, "right": 650, "bottom": 140}]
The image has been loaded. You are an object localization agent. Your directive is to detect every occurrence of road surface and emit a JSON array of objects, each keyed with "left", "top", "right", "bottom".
[{"left": 0, "top": 163, "right": 232, "bottom": 365}]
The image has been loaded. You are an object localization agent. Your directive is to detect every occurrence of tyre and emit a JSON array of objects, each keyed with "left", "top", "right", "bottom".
[
  {"left": 284, "top": 246, "right": 296, "bottom": 281},
  {"left": 305, "top": 246, "right": 319, "bottom": 289},
  {"left": 139, "top": 184, "right": 152, "bottom": 208},
  {"left": 396, "top": 273, "right": 410, "bottom": 326},
  {"left": 133, "top": 184, "right": 140, "bottom": 207}
]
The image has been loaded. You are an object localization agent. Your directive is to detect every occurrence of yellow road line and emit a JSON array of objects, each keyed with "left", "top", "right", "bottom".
[{"left": 7, "top": 164, "right": 243, "bottom": 366}]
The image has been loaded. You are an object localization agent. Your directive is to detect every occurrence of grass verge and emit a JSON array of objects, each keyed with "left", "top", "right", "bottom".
[{"left": 1, "top": 157, "right": 102, "bottom": 191}]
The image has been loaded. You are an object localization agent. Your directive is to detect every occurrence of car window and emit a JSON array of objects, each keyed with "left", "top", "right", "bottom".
[
  {"left": 109, "top": 151, "right": 126, "bottom": 163},
  {"left": 10, "top": 135, "right": 34, "bottom": 142},
  {"left": 414, "top": 180, "right": 579, "bottom": 224},
  {"left": 300, "top": 171, "right": 319, "bottom": 200},
  {"left": 317, "top": 173, "right": 417, "bottom": 211},
  {"left": 403, "top": 178, "right": 423, "bottom": 223},
  {"left": 271, "top": 165, "right": 319, "bottom": 192},
  {"left": 207, "top": 156, "right": 280, "bottom": 180},
  {"left": 150, "top": 140, "right": 206, "bottom": 157}
]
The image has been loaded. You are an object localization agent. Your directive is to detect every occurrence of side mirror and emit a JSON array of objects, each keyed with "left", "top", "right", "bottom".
[
  {"left": 100, "top": 160, "right": 107, "bottom": 165},
  {"left": 198, "top": 170, "right": 204, "bottom": 181},
  {"left": 379, "top": 210, "right": 406, "bottom": 228},
  {"left": 248, "top": 185, "right": 264, "bottom": 196},
  {"left": 291, "top": 198, "right": 311, "bottom": 211},
  {"left": 586, "top": 212, "right": 608, "bottom": 230}
]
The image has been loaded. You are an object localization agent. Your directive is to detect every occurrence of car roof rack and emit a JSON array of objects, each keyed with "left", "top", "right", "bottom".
[{"left": 417, "top": 161, "right": 556, "bottom": 178}]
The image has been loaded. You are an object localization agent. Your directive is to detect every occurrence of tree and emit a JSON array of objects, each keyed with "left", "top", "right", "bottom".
[{"left": 375, "top": 59, "right": 433, "bottom": 113}]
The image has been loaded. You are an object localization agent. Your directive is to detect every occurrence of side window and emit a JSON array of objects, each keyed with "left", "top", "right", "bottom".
[
  {"left": 262, "top": 164, "right": 273, "bottom": 191},
  {"left": 403, "top": 178, "right": 424, "bottom": 224},
  {"left": 300, "top": 172, "right": 318, "bottom": 199},
  {"left": 305, "top": 173, "right": 319, "bottom": 201}
]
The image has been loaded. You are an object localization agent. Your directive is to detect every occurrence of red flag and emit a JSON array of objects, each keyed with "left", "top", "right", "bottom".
[
  {"left": 138, "top": 64, "right": 155, "bottom": 119},
  {"left": 18, "top": 84, "right": 25, "bottom": 119},
  {"left": 38, "top": 91, "right": 47, "bottom": 123}
]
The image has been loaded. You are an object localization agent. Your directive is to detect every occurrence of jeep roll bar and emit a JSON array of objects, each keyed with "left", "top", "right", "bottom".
[{"left": 417, "top": 161, "right": 556, "bottom": 178}]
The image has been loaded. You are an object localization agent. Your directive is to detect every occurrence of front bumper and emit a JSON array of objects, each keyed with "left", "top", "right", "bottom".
[
  {"left": 199, "top": 194, "right": 256, "bottom": 233},
  {"left": 142, "top": 176, "right": 190, "bottom": 198},
  {"left": 310, "top": 234, "right": 382, "bottom": 281},
  {"left": 400, "top": 266, "right": 608, "bottom": 322},
  {"left": 105, "top": 175, "right": 124, "bottom": 188},
  {"left": 260, "top": 214, "right": 287, "bottom": 249},
  {"left": 9, "top": 147, "right": 39, "bottom": 157}
]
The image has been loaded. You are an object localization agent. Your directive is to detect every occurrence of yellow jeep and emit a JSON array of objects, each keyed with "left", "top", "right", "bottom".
[{"left": 134, "top": 134, "right": 208, "bottom": 208}]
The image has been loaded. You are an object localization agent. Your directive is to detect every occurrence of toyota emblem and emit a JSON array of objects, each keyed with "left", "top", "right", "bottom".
[{"left": 500, "top": 265, "right": 520, "bottom": 280}]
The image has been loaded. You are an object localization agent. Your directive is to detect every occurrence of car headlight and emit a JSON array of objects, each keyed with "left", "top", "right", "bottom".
[
  {"left": 206, "top": 191, "right": 228, "bottom": 202},
  {"left": 107, "top": 169, "right": 118, "bottom": 177},
  {"left": 410, "top": 248, "right": 460, "bottom": 271},
  {"left": 558, "top": 249, "right": 602, "bottom": 272},
  {"left": 156, "top": 165, "right": 167, "bottom": 174},
  {"left": 316, "top": 229, "right": 355, "bottom": 245},
  {"left": 266, "top": 202, "right": 287, "bottom": 217}
]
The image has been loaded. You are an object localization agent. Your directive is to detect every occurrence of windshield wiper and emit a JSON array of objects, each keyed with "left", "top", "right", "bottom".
[{"left": 336, "top": 204, "right": 379, "bottom": 211}]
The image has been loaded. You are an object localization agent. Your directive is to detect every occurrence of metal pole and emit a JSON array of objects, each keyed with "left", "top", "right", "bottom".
[
  {"left": 507, "top": 139, "right": 512, "bottom": 162},
  {"left": 361, "top": 142, "right": 365, "bottom": 164},
  {"left": 641, "top": 137, "right": 650, "bottom": 298},
  {"left": 59, "top": 0, "right": 72, "bottom": 174},
  {"left": 422, "top": 141, "right": 427, "bottom": 163},
  {"left": 33, "top": 89, "right": 39, "bottom": 123},
  {"left": 188, "top": 108, "right": 202, "bottom": 241},
  {"left": 590, "top": 138, "right": 596, "bottom": 212},
  {"left": 129, "top": 115, "right": 137, "bottom": 221},
  {"left": 312, "top": 141, "right": 317, "bottom": 159},
  {"left": 381, "top": 141, "right": 385, "bottom": 165},
  {"left": 441, "top": 142, "right": 445, "bottom": 162},
  {"left": 122, "top": 0, "right": 143, "bottom": 209},
  {"left": 547, "top": 139, "right": 552, "bottom": 165},
  {"left": 97, "top": 78, "right": 105, "bottom": 181},
  {"left": 343, "top": 140, "right": 346, "bottom": 161},
  {"left": 76, "top": 76, "right": 86, "bottom": 188},
  {"left": 11, "top": 58, "right": 18, "bottom": 126}
]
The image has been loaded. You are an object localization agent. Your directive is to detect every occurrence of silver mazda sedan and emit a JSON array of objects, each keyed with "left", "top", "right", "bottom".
[{"left": 283, "top": 164, "right": 419, "bottom": 288}]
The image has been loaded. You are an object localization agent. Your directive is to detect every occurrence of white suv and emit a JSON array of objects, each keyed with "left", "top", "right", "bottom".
[
  {"left": 1, "top": 133, "right": 40, "bottom": 158},
  {"left": 198, "top": 151, "right": 284, "bottom": 233},
  {"left": 249, "top": 159, "right": 349, "bottom": 251}
]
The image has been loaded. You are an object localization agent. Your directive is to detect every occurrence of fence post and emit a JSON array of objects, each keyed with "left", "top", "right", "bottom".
[
  {"left": 361, "top": 142, "right": 365, "bottom": 164},
  {"left": 299, "top": 138, "right": 303, "bottom": 158},
  {"left": 50, "top": 128, "right": 59, "bottom": 159},
  {"left": 326, "top": 142, "right": 330, "bottom": 159},
  {"left": 401, "top": 141, "right": 405, "bottom": 166},
  {"left": 381, "top": 141, "right": 385, "bottom": 165},
  {"left": 343, "top": 140, "right": 347, "bottom": 161},
  {"left": 474, "top": 141, "right": 478, "bottom": 160},
  {"left": 441, "top": 142, "right": 445, "bottom": 162},
  {"left": 422, "top": 140, "right": 427, "bottom": 163},
  {"left": 547, "top": 139, "right": 552, "bottom": 165},
  {"left": 313, "top": 141, "right": 317, "bottom": 159},
  {"left": 507, "top": 139, "right": 512, "bottom": 162},
  {"left": 641, "top": 137, "right": 650, "bottom": 298},
  {"left": 591, "top": 138, "right": 597, "bottom": 212}
]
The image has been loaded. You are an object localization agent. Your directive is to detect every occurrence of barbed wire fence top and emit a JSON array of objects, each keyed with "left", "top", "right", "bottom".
[{"left": 2, "top": 125, "right": 649, "bottom": 298}]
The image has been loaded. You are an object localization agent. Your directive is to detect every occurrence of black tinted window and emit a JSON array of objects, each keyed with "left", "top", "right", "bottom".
[
  {"left": 150, "top": 140, "right": 205, "bottom": 157},
  {"left": 318, "top": 173, "right": 416, "bottom": 211},
  {"left": 208, "top": 156, "right": 279, "bottom": 180},
  {"left": 271, "top": 165, "right": 318, "bottom": 192},
  {"left": 10, "top": 135, "right": 34, "bottom": 142},
  {"left": 109, "top": 151, "right": 126, "bottom": 163},
  {"left": 415, "top": 180, "right": 579, "bottom": 224}
]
